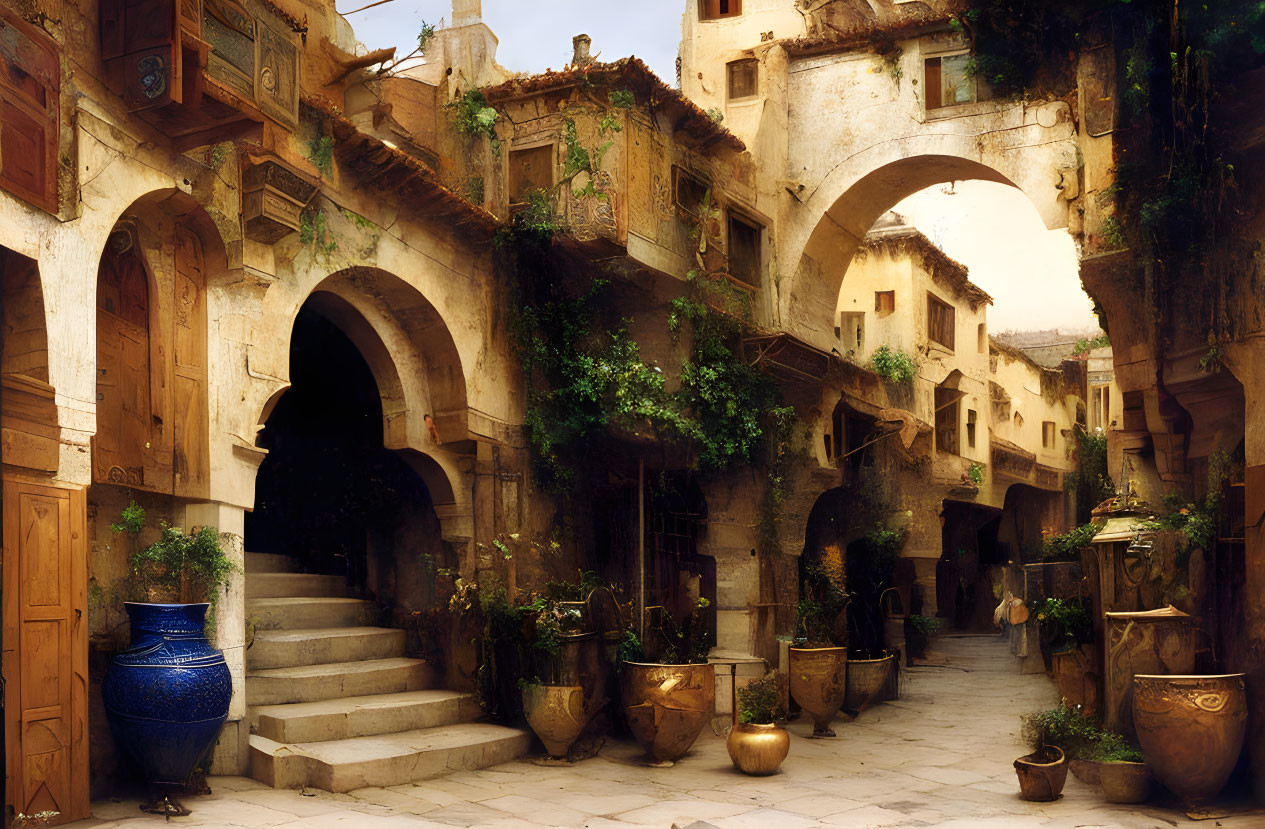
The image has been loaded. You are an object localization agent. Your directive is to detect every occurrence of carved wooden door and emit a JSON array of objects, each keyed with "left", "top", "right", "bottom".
[{"left": 2, "top": 478, "right": 89, "bottom": 826}]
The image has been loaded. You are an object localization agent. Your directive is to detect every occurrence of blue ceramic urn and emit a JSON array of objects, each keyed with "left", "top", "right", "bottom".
[{"left": 103, "top": 603, "right": 232, "bottom": 785}]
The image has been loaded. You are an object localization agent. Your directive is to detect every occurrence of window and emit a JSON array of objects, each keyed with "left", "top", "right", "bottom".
[
  {"left": 508, "top": 145, "right": 554, "bottom": 207},
  {"left": 0, "top": 8, "right": 59, "bottom": 213},
  {"left": 674, "top": 167, "right": 709, "bottom": 217},
  {"left": 967, "top": 409, "right": 977, "bottom": 448},
  {"left": 1101, "top": 386, "right": 1111, "bottom": 429},
  {"left": 839, "top": 312, "right": 865, "bottom": 354},
  {"left": 927, "top": 293, "right": 955, "bottom": 350},
  {"left": 924, "top": 53, "right": 993, "bottom": 110},
  {"left": 701, "top": 0, "right": 742, "bottom": 20},
  {"left": 977, "top": 323, "right": 986, "bottom": 354},
  {"left": 1042, "top": 421, "right": 1056, "bottom": 449},
  {"left": 727, "top": 212, "right": 762, "bottom": 287},
  {"left": 875, "top": 290, "right": 895, "bottom": 315},
  {"left": 727, "top": 59, "right": 758, "bottom": 100},
  {"left": 935, "top": 385, "right": 960, "bottom": 455}
]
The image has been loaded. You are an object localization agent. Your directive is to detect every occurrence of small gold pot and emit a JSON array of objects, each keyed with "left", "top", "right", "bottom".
[
  {"left": 788, "top": 646, "right": 847, "bottom": 737},
  {"left": 522, "top": 684, "right": 587, "bottom": 760},
  {"left": 726, "top": 723, "right": 790, "bottom": 775}
]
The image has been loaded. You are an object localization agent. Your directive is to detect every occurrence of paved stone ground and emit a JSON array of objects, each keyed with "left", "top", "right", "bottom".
[{"left": 77, "top": 634, "right": 1261, "bottom": 828}]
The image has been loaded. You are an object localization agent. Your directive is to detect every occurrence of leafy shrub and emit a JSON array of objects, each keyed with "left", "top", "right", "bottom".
[
  {"left": 1022, "top": 703, "right": 1143, "bottom": 761},
  {"left": 870, "top": 345, "right": 916, "bottom": 383},
  {"left": 1038, "top": 522, "right": 1100, "bottom": 562},
  {"left": 738, "top": 672, "right": 786, "bottom": 725},
  {"left": 132, "top": 524, "right": 236, "bottom": 604}
]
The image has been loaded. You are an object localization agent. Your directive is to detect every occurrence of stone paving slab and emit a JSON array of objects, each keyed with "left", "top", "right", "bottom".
[{"left": 75, "top": 634, "right": 1262, "bottom": 828}]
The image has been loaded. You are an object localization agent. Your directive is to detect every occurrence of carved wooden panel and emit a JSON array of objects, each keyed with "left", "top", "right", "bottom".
[
  {"left": 2, "top": 480, "right": 89, "bottom": 826},
  {"left": 94, "top": 231, "right": 155, "bottom": 489},
  {"left": 0, "top": 8, "right": 60, "bottom": 213},
  {"left": 204, "top": 0, "right": 256, "bottom": 101},
  {"left": 172, "top": 226, "right": 209, "bottom": 498},
  {"left": 255, "top": 10, "right": 298, "bottom": 130}
]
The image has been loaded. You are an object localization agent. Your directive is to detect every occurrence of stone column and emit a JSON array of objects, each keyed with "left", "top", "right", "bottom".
[
  {"left": 1226, "top": 343, "right": 1265, "bottom": 803},
  {"left": 179, "top": 500, "right": 248, "bottom": 775}
]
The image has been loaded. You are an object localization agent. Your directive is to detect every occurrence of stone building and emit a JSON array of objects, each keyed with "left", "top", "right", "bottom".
[{"left": 2, "top": 0, "right": 1265, "bottom": 819}]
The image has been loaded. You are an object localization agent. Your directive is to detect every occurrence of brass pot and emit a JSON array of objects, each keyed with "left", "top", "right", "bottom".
[
  {"left": 844, "top": 652, "right": 897, "bottom": 709},
  {"left": 522, "top": 684, "right": 587, "bottom": 760},
  {"left": 1099, "top": 760, "right": 1152, "bottom": 804},
  {"left": 621, "top": 662, "right": 715, "bottom": 765},
  {"left": 726, "top": 723, "right": 790, "bottom": 775},
  {"left": 1132, "top": 673, "right": 1247, "bottom": 807},
  {"left": 789, "top": 646, "right": 847, "bottom": 737},
  {"left": 1014, "top": 745, "right": 1068, "bottom": 802}
]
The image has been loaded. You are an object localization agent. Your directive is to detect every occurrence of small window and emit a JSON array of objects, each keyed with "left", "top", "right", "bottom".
[
  {"left": 935, "top": 385, "right": 960, "bottom": 455},
  {"left": 1042, "top": 421, "right": 1056, "bottom": 449},
  {"left": 701, "top": 0, "right": 742, "bottom": 20},
  {"left": 840, "top": 312, "right": 865, "bottom": 354},
  {"left": 508, "top": 145, "right": 554, "bottom": 206},
  {"left": 875, "top": 290, "right": 895, "bottom": 315},
  {"left": 967, "top": 409, "right": 977, "bottom": 449},
  {"left": 674, "top": 167, "right": 709, "bottom": 217},
  {"left": 924, "top": 53, "right": 993, "bottom": 110},
  {"left": 727, "top": 212, "right": 762, "bottom": 287},
  {"left": 977, "top": 323, "right": 986, "bottom": 354},
  {"left": 727, "top": 59, "right": 758, "bottom": 100},
  {"left": 927, "top": 292, "right": 955, "bottom": 350},
  {"left": 1102, "top": 386, "right": 1111, "bottom": 429}
]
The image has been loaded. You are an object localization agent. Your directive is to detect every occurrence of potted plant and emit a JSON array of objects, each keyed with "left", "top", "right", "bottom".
[
  {"left": 101, "top": 502, "right": 236, "bottom": 803},
  {"left": 904, "top": 614, "right": 941, "bottom": 661},
  {"left": 620, "top": 598, "right": 716, "bottom": 766},
  {"left": 520, "top": 592, "right": 590, "bottom": 764},
  {"left": 1014, "top": 744, "right": 1069, "bottom": 801},
  {"left": 1089, "top": 731, "right": 1151, "bottom": 804},
  {"left": 1021, "top": 702, "right": 1150, "bottom": 802},
  {"left": 726, "top": 671, "right": 789, "bottom": 775},
  {"left": 790, "top": 554, "right": 849, "bottom": 737}
]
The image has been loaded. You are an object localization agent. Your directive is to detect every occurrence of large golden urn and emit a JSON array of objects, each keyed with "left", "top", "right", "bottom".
[
  {"left": 1132, "top": 673, "right": 1247, "bottom": 807},
  {"left": 726, "top": 723, "right": 790, "bottom": 775},
  {"left": 1102, "top": 607, "right": 1197, "bottom": 737},
  {"left": 522, "top": 683, "right": 588, "bottom": 761},
  {"left": 788, "top": 646, "right": 847, "bottom": 737},
  {"left": 621, "top": 662, "right": 715, "bottom": 765}
]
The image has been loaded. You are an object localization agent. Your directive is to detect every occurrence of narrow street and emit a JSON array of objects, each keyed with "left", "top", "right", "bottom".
[{"left": 78, "top": 634, "right": 1255, "bottom": 829}]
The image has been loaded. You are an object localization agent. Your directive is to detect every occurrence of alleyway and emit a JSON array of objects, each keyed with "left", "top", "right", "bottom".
[{"left": 77, "top": 634, "right": 1257, "bottom": 829}]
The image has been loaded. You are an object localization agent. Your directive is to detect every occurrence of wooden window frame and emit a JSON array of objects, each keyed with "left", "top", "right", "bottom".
[
  {"left": 701, "top": 0, "right": 742, "bottom": 20},
  {"left": 927, "top": 292, "right": 956, "bottom": 351},
  {"left": 727, "top": 58, "right": 758, "bottom": 100},
  {"left": 1042, "top": 420, "right": 1057, "bottom": 449},
  {"left": 840, "top": 311, "right": 865, "bottom": 354},
  {"left": 673, "top": 166, "right": 710, "bottom": 217},
  {"left": 726, "top": 210, "right": 762, "bottom": 288},
  {"left": 935, "top": 385, "right": 960, "bottom": 455},
  {"left": 924, "top": 51, "right": 992, "bottom": 112},
  {"left": 508, "top": 143, "right": 555, "bottom": 210},
  {"left": 966, "top": 408, "right": 977, "bottom": 449},
  {"left": 0, "top": 9, "right": 60, "bottom": 214},
  {"left": 875, "top": 290, "right": 895, "bottom": 315}
]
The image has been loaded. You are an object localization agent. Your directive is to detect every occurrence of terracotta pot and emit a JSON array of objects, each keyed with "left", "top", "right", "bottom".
[
  {"left": 1102, "top": 608, "right": 1197, "bottom": 737},
  {"left": 1099, "top": 760, "right": 1152, "bottom": 804},
  {"left": 522, "top": 684, "right": 587, "bottom": 760},
  {"left": 844, "top": 652, "right": 897, "bottom": 709},
  {"left": 726, "top": 722, "right": 790, "bottom": 775},
  {"left": 789, "top": 646, "right": 847, "bottom": 737},
  {"left": 621, "top": 662, "right": 715, "bottom": 765},
  {"left": 1068, "top": 758, "right": 1101, "bottom": 786},
  {"left": 1132, "top": 673, "right": 1247, "bottom": 807},
  {"left": 1014, "top": 745, "right": 1068, "bottom": 802}
]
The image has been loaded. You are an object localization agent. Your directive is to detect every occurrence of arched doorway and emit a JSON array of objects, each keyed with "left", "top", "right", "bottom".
[{"left": 245, "top": 302, "right": 453, "bottom": 603}]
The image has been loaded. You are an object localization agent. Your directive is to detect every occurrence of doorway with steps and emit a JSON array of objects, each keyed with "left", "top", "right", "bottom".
[{"left": 243, "top": 301, "right": 527, "bottom": 792}]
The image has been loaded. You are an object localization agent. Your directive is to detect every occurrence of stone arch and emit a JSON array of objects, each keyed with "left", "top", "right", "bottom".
[
  {"left": 1, "top": 246, "right": 59, "bottom": 475},
  {"left": 782, "top": 143, "right": 1077, "bottom": 347}
]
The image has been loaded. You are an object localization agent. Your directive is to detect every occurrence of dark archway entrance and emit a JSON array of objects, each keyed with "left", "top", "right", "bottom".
[
  {"left": 245, "top": 305, "right": 444, "bottom": 600},
  {"left": 936, "top": 500, "right": 1004, "bottom": 632}
]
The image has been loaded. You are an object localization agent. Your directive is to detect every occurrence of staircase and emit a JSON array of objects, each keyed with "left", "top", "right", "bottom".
[{"left": 244, "top": 552, "right": 530, "bottom": 792}]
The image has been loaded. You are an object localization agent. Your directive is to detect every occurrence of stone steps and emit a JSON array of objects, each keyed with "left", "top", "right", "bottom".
[
  {"left": 248, "top": 723, "right": 532, "bottom": 792},
  {"left": 247, "top": 657, "right": 434, "bottom": 705},
  {"left": 248, "top": 597, "right": 377, "bottom": 631},
  {"left": 248, "top": 626, "right": 407, "bottom": 670},
  {"left": 246, "top": 552, "right": 302, "bottom": 573},
  {"left": 250, "top": 689, "right": 481, "bottom": 743},
  {"left": 244, "top": 551, "right": 527, "bottom": 791},
  {"left": 247, "top": 573, "right": 348, "bottom": 600}
]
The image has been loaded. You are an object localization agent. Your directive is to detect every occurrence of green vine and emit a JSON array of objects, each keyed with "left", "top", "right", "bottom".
[
  {"left": 870, "top": 345, "right": 916, "bottom": 383},
  {"left": 447, "top": 89, "right": 501, "bottom": 154},
  {"left": 299, "top": 207, "right": 338, "bottom": 257},
  {"left": 307, "top": 135, "right": 334, "bottom": 180}
]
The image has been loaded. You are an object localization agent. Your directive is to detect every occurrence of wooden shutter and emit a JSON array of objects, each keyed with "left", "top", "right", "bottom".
[
  {"left": 0, "top": 10, "right": 60, "bottom": 213},
  {"left": 925, "top": 57, "right": 943, "bottom": 110},
  {"left": 927, "top": 293, "right": 955, "bottom": 350},
  {"left": 100, "top": 0, "right": 183, "bottom": 111},
  {"left": 2, "top": 479, "right": 89, "bottom": 827},
  {"left": 172, "top": 226, "right": 209, "bottom": 498}
]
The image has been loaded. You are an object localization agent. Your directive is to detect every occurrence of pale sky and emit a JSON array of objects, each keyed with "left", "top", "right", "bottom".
[
  {"left": 892, "top": 182, "right": 1097, "bottom": 333},
  {"left": 336, "top": 3, "right": 1095, "bottom": 334}
]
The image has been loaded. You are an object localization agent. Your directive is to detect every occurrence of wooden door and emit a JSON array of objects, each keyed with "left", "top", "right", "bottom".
[{"left": 2, "top": 478, "right": 89, "bottom": 826}]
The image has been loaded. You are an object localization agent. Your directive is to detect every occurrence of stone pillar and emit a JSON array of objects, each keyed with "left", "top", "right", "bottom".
[
  {"left": 452, "top": 0, "right": 482, "bottom": 27},
  {"left": 179, "top": 500, "right": 249, "bottom": 775},
  {"left": 1226, "top": 342, "right": 1265, "bottom": 803}
]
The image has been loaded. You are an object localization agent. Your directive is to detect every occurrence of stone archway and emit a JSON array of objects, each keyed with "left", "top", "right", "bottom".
[{"left": 781, "top": 148, "right": 1078, "bottom": 348}]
